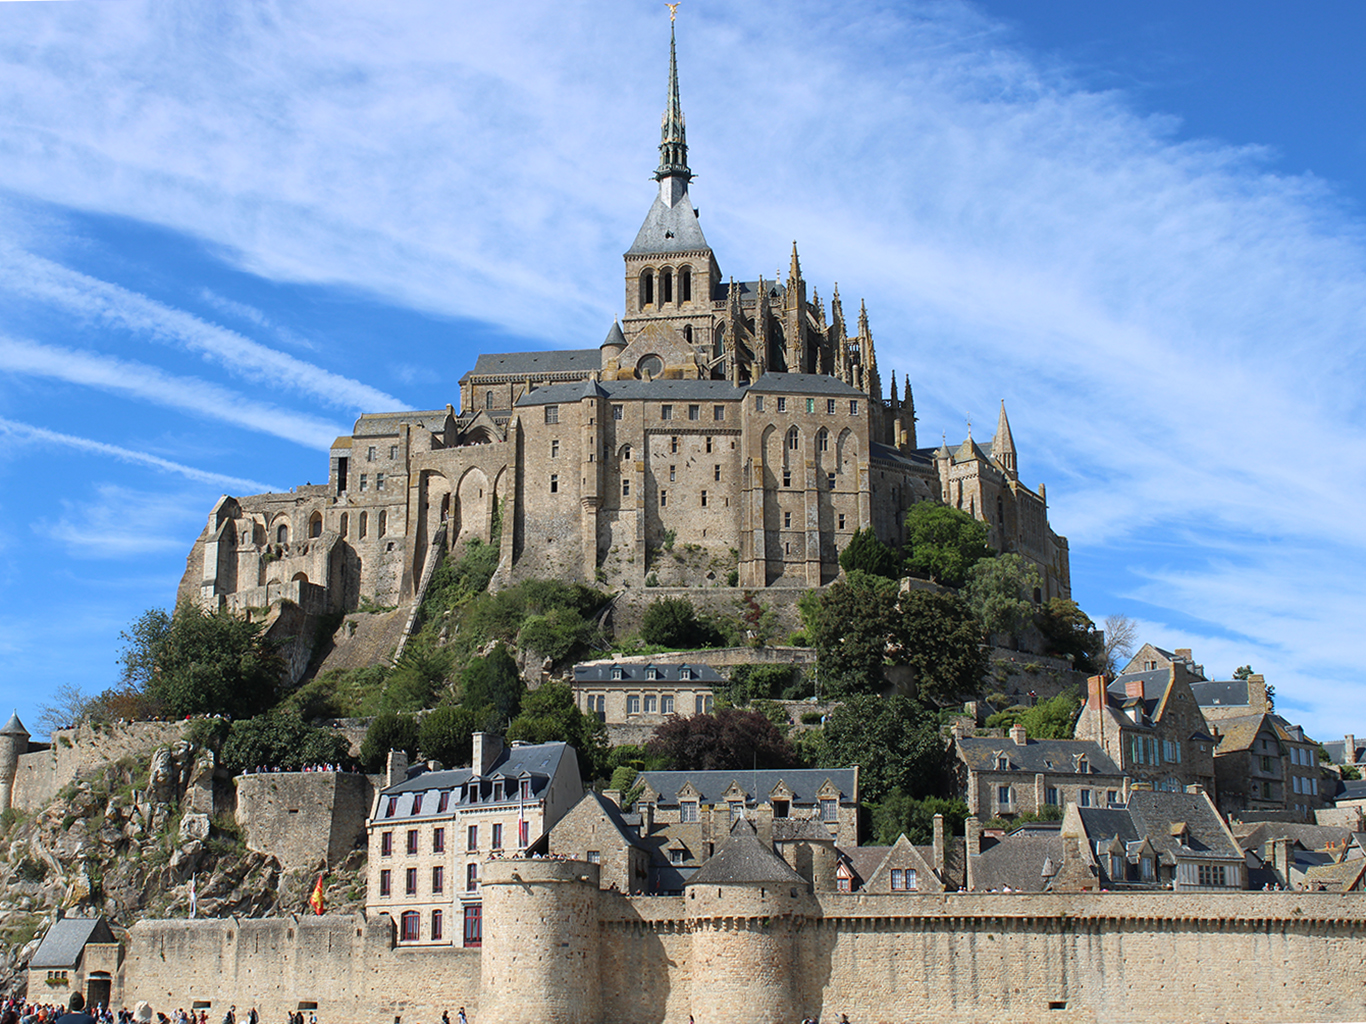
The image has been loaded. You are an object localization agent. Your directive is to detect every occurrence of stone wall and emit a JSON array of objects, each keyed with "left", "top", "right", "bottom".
[
  {"left": 605, "top": 587, "right": 803, "bottom": 639},
  {"left": 11, "top": 721, "right": 189, "bottom": 814},
  {"left": 235, "top": 772, "right": 374, "bottom": 873}
]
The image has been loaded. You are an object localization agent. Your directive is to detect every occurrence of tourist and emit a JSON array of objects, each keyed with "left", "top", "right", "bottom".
[{"left": 59, "top": 994, "right": 96, "bottom": 1024}]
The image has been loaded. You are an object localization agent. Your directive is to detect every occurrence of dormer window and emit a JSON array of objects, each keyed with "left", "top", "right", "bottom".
[
  {"left": 646, "top": 666, "right": 659, "bottom": 680},
  {"left": 611, "top": 666, "right": 624, "bottom": 681},
  {"left": 680, "top": 665, "right": 692, "bottom": 680},
  {"left": 996, "top": 757, "right": 1009, "bottom": 771},
  {"left": 1077, "top": 758, "right": 1089, "bottom": 774}
]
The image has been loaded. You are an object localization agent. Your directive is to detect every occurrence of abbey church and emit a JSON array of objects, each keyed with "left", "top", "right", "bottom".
[{"left": 180, "top": 23, "right": 1069, "bottom": 618}]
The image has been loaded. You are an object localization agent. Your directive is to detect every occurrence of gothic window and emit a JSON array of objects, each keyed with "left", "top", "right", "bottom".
[
  {"left": 340, "top": 513, "right": 348, "bottom": 538},
  {"left": 486, "top": 391, "right": 494, "bottom": 410},
  {"left": 817, "top": 428, "right": 829, "bottom": 451},
  {"left": 680, "top": 267, "right": 692, "bottom": 301},
  {"left": 661, "top": 268, "right": 673, "bottom": 304},
  {"left": 359, "top": 512, "right": 368, "bottom": 539},
  {"left": 787, "top": 427, "right": 799, "bottom": 450},
  {"left": 641, "top": 270, "right": 654, "bottom": 307},
  {"left": 378, "top": 510, "right": 387, "bottom": 537},
  {"left": 715, "top": 322, "right": 726, "bottom": 355}
]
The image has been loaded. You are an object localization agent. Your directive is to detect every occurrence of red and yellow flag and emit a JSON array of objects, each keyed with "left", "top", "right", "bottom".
[{"left": 309, "top": 875, "right": 326, "bottom": 916}]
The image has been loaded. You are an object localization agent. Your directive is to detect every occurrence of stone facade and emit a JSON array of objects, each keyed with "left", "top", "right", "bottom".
[
  {"left": 235, "top": 771, "right": 374, "bottom": 873},
  {"left": 955, "top": 725, "right": 1131, "bottom": 819},
  {"left": 180, "top": 23, "right": 1070, "bottom": 625},
  {"left": 1210, "top": 713, "right": 1329, "bottom": 821}
]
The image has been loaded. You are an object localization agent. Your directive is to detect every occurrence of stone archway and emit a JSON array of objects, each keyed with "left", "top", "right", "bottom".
[{"left": 455, "top": 467, "right": 491, "bottom": 547}]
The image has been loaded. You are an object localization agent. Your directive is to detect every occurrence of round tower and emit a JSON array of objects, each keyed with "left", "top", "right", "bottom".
[
  {"left": 686, "top": 822, "right": 813, "bottom": 1024},
  {"left": 479, "top": 858, "right": 601, "bottom": 1024},
  {"left": 0, "top": 712, "right": 30, "bottom": 812}
]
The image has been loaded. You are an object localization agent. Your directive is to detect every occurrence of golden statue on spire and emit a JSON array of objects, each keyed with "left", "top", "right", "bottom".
[{"left": 666, "top": 3, "right": 680, "bottom": 22}]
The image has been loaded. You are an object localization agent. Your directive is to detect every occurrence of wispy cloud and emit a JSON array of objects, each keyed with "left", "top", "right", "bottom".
[
  {"left": 197, "top": 288, "right": 319, "bottom": 352},
  {"left": 0, "top": 417, "right": 278, "bottom": 492},
  {"left": 0, "top": 247, "right": 402, "bottom": 412},
  {"left": 32, "top": 484, "right": 210, "bottom": 559},
  {"left": 0, "top": 336, "right": 345, "bottom": 449}
]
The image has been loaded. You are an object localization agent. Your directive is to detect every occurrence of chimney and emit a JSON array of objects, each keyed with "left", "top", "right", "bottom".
[
  {"left": 471, "top": 732, "right": 504, "bottom": 775},
  {"left": 1270, "top": 837, "right": 1291, "bottom": 882},
  {"left": 1010, "top": 723, "right": 1028, "bottom": 746},
  {"left": 1174, "top": 648, "right": 1192, "bottom": 661},
  {"left": 1245, "top": 675, "right": 1267, "bottom": 712},
  {"left": 1124, "top": 676, "right": 1145, "bottom": 700},
  {"left": 965, "top": 816, "right": 981, "bottom": 890},
  {"left": 602, "top": 789, "right": 622, "bottom": 808},
  {"left": 385, "top": 749, "right": 409, "bottom": 789},
  {"left": 933, "top": 813, "right": 945, "bottom": 875},
  {"left": 1346, "top": 735, "right": 1358, "bottom": 764},
  {"left": 1086, "top": 675, "right": 1108, "bottom": 710}
]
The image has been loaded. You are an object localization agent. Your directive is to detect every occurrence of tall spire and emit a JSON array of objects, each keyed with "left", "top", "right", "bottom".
[
  {"left": 991, "top": 400, "right": 1018, "bottom": 477},
  {"left": 654, "top": 18, "right": 693, "bottom": 194}
]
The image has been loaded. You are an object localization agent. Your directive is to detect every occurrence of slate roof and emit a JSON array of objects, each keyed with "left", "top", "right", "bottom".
[
  {"left": 1109, "top": 791, "right": 1242, "bottom": 863},
  {"left": 1190, "top": 680, "right": 1251, "bottom": 708},
  {"left": 771, "top": 817, "right": 834, "bottom": 843},
  {"left": 1, "top": 712, "right": 28, "bottom": 737},
  {"left": 1302, "top": 858, "right": 1366, "bottom": 892},
  {"left": 973, "top": 832, "right": 1064, "bottom": 892},
  {"left": 714, "top": 280, "right": 784, "bottom": 305},
  {"left": 627, "top": 190, "right": 712, "bottom": 256},
  {"left": 376, "top": 741, "right": 573, "bottom": 818},
  {"left": 748, "top": 372, "right": 866, "bottom": 397},
  {"left": 463, "top": 349, "right": 602, "bottom": 378},
  {"left": 688, "top": 820, "right": 807, "bottom": 886},
  {"left": 956, "top": 737, "right": 1122, "bottom": 776},
  {"left": 602, "top": 321, "right": 627, "bottom": 349},
  {"left": 515, "top": 378, "right": 747, "bottom": 406},
  {"left": 1237, "top": 822, "right": 1353, "bottom": 854},
  {"left": 29, "top": 917, "right": 115, "bottom": 969},
  {"left": 871, "top": 442, "right": 934, "bottom": 468},
  {"left": 840, "top": 846, "right": 889, "bottom": 890},
  {"left": 1335, "top": 779, "right": 1366, "bottom": 801},
  {"left": 573, "top": 662, "right": 723, "bottom": 684},
  {"left": 1213, "top": 714, "right": 1279, "bottom": 753},
  {"left": 1109, "top": 670, "right": 1168, "bottom": 702},
  {"left": 636, "top": 768, "right": 857, "bottom": 807},
  {"left": 351, "top": 410, "right": 448, "bottom": 436},
  {"left": 1322, "top": 740, "right": 1366, "bottom": 765}
]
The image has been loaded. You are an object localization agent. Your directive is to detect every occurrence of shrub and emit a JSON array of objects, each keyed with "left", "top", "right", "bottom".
[{"left": 359, "top": 712, "right": 420, "bottom": 773}]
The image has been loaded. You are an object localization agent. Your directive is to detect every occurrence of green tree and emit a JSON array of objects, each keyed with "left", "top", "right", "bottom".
[
  {"left": 838, "top": 527, "right": 900, "bottom": 580},
  {"left": 359, "top": 711, "right": 419, "bottom": 773},
  {"left": 896, "top": 590, "right": 987, "bottom": 704},
  {"left": 146, "top": 605, "right": 284, "bottom": 719},
  {"left": 819, "top": 695, "right": 948, "bottom": 804},
  {"left": 964, "top": 554, "right": 1039, "bottom": 648},
  {"left": 382, "top": 645, "right": 453, "bottom": 712},
  {"left": 805, "top": 572, "right": 900, "bottom": 697},
  {"left": 459, "top": 646, "right": 524, "bottom": 731},
  {"left": 505, "top": 682, "right": 607, "bottom": 780},
  {"left": 518, "top": 605, "right": 599, "bottom": 664},
  {"left": 867, "top": 790, "right": 969, "bottom": 846},
  {"left": 646, "top": 708, "right": 800, "bottom": 772},
  {"left": 1036, "top": 599, "right": 1104, "bottom": 672},
  {"left": 417, "top": 704, "right": 486, "bottom": 769},
  {"left": 639, "top": 597, "right": 723, "bottom": 649},
  {"left": 1233, "top": 665, "right": 1255, "bottom": 680},
  {"left": 117, "top": 608, "right": 173, "bottom": 690},
  {"left": 220, "top": 711, "right": 352, "bottom": 773},
  {"left": 1017, "top": 692, "right": 1080, "bottom": 739},
  {"left": 903, "top": 504, "right": 994, "bottom": 588}
]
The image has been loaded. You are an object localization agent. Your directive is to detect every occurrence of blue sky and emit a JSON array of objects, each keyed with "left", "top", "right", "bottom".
[{"left": 1, "top": 1, "right": 1363, "bottom": 743}]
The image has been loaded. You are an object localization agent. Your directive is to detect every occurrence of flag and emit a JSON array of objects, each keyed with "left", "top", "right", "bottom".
[
  {"left": 309, "top": 874, "right": 326, "bottom": 916},
  {"left": 189, "top": 874, "right": 197, "bottom": 918}
]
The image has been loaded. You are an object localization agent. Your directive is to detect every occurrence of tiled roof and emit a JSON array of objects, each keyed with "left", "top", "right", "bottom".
[
  {"left": 840, "top": 846, "right": 888, "bottom": 889},
  {"left": 1238, "top": 822, "right": 1353, "bottom": 854},
  {"left": 636, "top": 768, "right": 856, "bottom": 807},
  {"left": 464, "top": 349, "right": 602, "bottom": 377},
  {"left": 956, "top": 737, "right": 1122, "bottom": 776},
  {"left": 973, "top": 833, "right": 1064, "bottom": 892},
  {"left": 1213, "top": 713, "right": 1277, "bottom": 754},
  {"left": 29, "top": 917, "right": 115, "bottom": 969},
  {"left": 688, "top": 820, "right": 807, "bottom": 886},
  {"left": 351, "top": 410, "right": 447, "bottom": 436}
]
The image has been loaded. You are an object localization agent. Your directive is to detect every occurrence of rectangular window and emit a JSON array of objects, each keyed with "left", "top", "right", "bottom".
[
  {"left": 544, "top": 405, "right": 559, "bottom": 424},
  {"left": 1293, "top": 775, "right": 1302, "bottom": 794},
  {"left": 405, "top": 867, "right": 418, "bottom": 895},
  {"left": 492, "top": 823, "right": 503, "bottom": 849},
  {"left": 998, "top": 785, "right": 1011, "bottom": 805},
  {"left": 755, "top": 395, "right": 765, "bottom": 412},
  {"left": 827, "top": 399, "right": 836, "bottom": 414},
  {"left": 622, "top": 479, "right": 630, "bottom": 497},
  {"left": 431, "top": 909, "right": 443, "bottom": 941},
  {"left": 783, "top": 469, "right": 791, "bottom": 487},
  {"left": 549, "top": 474, "right": 558, "bottom": 493},
  {"left": 586, "top": 850, "right": 600, "bottom": 864},
  {"left": 806, "top": 398, "right": 815, "bottom": 413},
  {"left": 401, "top": 912, "right": 419, "bottom": 942},
  {"left": 466, "top": 863, "right": 479, "bottom": 892},
  {"left": 662, "top": 695, "right": 674, "bottom": 714},
  {"left": 376, "top": 472, "right": 385, "bottom": 491},
  {"left": 433, "top": 827, "right": 445, "bottom": 853},
  {"left": 714, "top": 464, "right": 721, "bottom": 481},
  {"left": 669, "top": 465, "right": 676, "bottom": 481},
  {"left": 680, "top": 801, "right": 699, "bottom": 823},
  {"left": 671, "top": 436, "right": 678, "bottom": 453},
  {"left": 412, "top": 794, "right": 423, "bottom": 815},
  {"left": 1262, "top": 755, "right": 1273, "bottom": 773},
  {"left": 520, "top": 779, "right": 531, "bottom": 800},
  {"left": 644, "top": 694, "right": 658, "bottom": 713},
  {"left": 379, "top": 869, "right": 391, "bottom": 896},
  {"left": 714, "top": 405, "right": 725, "bottom": 421},
  {"left": 1079, "top": 789, "right": 1093, "bottom": 807},
  {"left": 850, "top": 400, "right": 859, "bottom": 415},
  {"left": 688, "top": 405, "right": 700, "bottom": 421},
  {"left": 463, "top": 905, "right": 482, "bottom": 948},
  {"left": 705, "top": 436, "right": 713, "bottom": 453},
  {"left": 612, "top": 404, "right": 623, "bottom": 420},
  {"left": 827, "top": 472, "right": 836, "bottom": 490},
  {"left": 784, "top": 511, "right": 792, "bottom": 528},
  {"left": 359, "top": 474, "right": 368, "bottom": 492},
  {"left": 432, "top": 866, "right": 444, "bottom": 894},
  {"left": 390, "top": 445, "right": 398, "bottom": 460},
  {"left": 381, "top": 831, "right": 393, "bottom": 857},
  {"left": 729, "top": 801, "right": 744, "bottom": 823},
  {"left": 661, "top": 405, "right": 673, "bottom": 420},
  {"left": 551, "top": 439, "right": 559, "bottom": 458},
  {"left": 701, "top": 490, "right": 708, "bottom": 507},
  {"left": 438, "top": 791, "right": 450, "bottom": 814},
  {"left": 407, "top": 830, "right": 418, "bottom": 855},
  {"left": 891, "top": 868, "right": 905, "bottom": 891},
  {"left": 627, "top": 694, "right": 641, "bottom": 714},
  {"left": 820, "top": 798, "right": 838, "bottom": 821},
  {"left": 1045, "top": 787, "right": 1059, "bottom": 806},
  {"left": 838, "top": 513, "right": 846, "bottom": 530},
  {"left": 468, "top": 825, "right": 478, "bottom": 851},
  {"left": 519, "top": 819, "right": 529, "bottom": 847},
  {"left": 1107, "top": 790, "right": 1120, "bottom": 805},
  {"left": 368, "top": 446, "right": 376, "bottom": 461},
  {"left": 660, "top": 489, "right": 667, "bottom": 507},
  {"left": 670, "top": 848, "right": 685, "bottom": 865}
]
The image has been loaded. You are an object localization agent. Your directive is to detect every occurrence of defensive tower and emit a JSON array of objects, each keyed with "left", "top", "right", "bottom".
[{"left": 0, "top": 711, "right": 29, "bottom": 812}]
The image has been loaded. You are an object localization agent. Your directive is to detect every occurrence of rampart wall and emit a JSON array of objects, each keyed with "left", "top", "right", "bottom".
[
  {"left": 11, "top": 721, "right": 189, "bottom": 813},
  {"left": 234, "top": 772, "right": 374, "bottom": 872}
]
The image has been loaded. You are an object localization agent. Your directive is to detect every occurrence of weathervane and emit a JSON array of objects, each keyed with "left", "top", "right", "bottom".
[{"left": 666, "top": 2, "right": 680, "bottom": 22}]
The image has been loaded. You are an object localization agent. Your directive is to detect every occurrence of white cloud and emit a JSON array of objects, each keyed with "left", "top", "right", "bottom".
[
  {"left": 0, "top": 336, "right": 345, "bottom": 449},
  {"left": 0, "top": 417, "right": 278, "bottom": 493},
  {"left": 31, "top": 484, "right": 206, "bottom": 559}
]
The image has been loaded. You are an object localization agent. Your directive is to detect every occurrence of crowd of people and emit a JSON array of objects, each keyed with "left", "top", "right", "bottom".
[{"left": 239, "top": 765, "right": 357, "bottom": 776}]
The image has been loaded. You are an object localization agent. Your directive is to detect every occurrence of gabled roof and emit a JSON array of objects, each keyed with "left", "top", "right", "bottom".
[
  {"left": 973, "top": 832, "right": 1064, "bottom": 892},
  {"left": 1237, "top": 821, "right": 1353, "bottom": 854},
  {"left": 515, "top": 377, "right": 747, "bottom": 406},
  {"left": 351, "top": 410, "right": 447, "bottom": 436},
  {"left": 748, "top": 372, "right": 866, "bottom": 397},
  {"left": 1126, "top": 790, "right": 1241, "bottom": 861},
  {"left": 687, "top": 820, "right": 806, "bottom": 886},
  {"left": 636, "top": 768, "right": 856, "bottom": 807},
  {"left": 463, "top": 349, "right": 602, "bottom": 378},
  {"left": 573, "top": 662, "right": 723, "bottom": 684},
  {"left": 29, "top": 917, "right": 116, "bottom": 969},
  {"left": 556, "top": 791, "right": 650, "bottom": 852},
  {"left": 1213, "top": 713, "right": 1279, "bottom": 754},
  {"left": 1190, "top": 680, "right": 1251, "bottom": 708},
  {"left": 957, "top": 737, "right": 1121, "bottom": 776}
]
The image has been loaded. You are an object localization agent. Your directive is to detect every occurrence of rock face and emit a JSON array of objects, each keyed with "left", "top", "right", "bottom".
[{"left": 0, "top": 736, "right": 368, "bottom": 998}]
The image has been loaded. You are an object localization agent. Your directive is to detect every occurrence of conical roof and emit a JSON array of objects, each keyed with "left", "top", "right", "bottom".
[
  {"left": 687, "top": 819, "right": 807, "bottom": 887},
  {"left": 1, "top": 712, "right": 29, "bottom": 737},
  {"left": 601, "top": 320, "right": 627, "bottom": 350}
]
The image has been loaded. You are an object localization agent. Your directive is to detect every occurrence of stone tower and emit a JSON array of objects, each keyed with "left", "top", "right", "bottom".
[{"left": 0, "top": 712, "right": 30, "bottom": 812}]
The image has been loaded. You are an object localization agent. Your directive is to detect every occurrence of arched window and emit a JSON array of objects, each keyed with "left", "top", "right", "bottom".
[
  {"left": 241, "top": 527, "right": 252, "bottom": 546},
  {"left": 340, "top": 513, "right": 349, "bottom": 538},
  {"left": 309, "top": 512, "right": 322, "bottom": 538},
  {"left": 379, "top": 510, "right": 387, "bottom": 537},
  {"left": 621, "top": 445, "right": 631, "bottom": 461},
  {"left": 485, "top": 391, "right": 494, "bottom": 410},
  {"left": 359, "top": 512, "right": 368, "bottom": 539},
  {"left": 276, "top": 524, "right": 288, "bottom": 545},
  {"left": 1033, "top": 586, "right": 1042, "bottom": 604},
  {"left": 817, "top": 429, "right": 829, "bottom": 452},
  {"left": 680, "top": 267, "right": 692, "bottom": 302},
  {"left": 684, "top": 324, "right": 693, "bottom": 344},
  {"left": 641, "top": 270, "right": 654, "bottom": 307},
  {"left": 714, "top": 322, "right": 726, "bottom": 355},
  {"left": 400, "top": 911, "right": 420, "bottom": 942},
  {"left": 661, "top": 268, "right": 673, "bottom": 304},
  {"left": 787, "top": 427, "right": 800, "bottom": 451}
]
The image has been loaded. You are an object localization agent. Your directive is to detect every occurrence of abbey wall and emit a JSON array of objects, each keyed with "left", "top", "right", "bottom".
[
  {"left": 111, "top": 859, "right": 1366, "bottom": 1024},
  {"left": 7, "top": 721, "right": 189, "bottom": 814}
]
